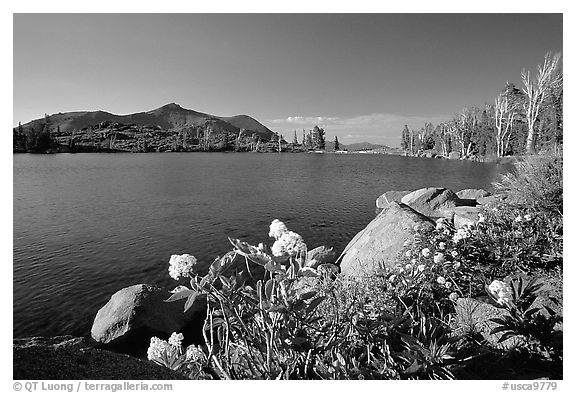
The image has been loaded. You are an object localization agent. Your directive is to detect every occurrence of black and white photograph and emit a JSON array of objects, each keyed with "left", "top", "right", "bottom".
[{"left": 9, "top": 5, "right": 568, "bottom": 384}]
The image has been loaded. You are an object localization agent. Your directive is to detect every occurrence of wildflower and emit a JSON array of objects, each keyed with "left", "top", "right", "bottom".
[
  {"left": 271, "top": 230, "right": 306, "bottom": 257},
  {"left": 388, "top": 274, "right": 397, "bottom": 283},
  {"left": 417, "top": 264, "right": 426, "bottom": 272},
  {"left": 411, "top": 258, "right": 418, "bottom": 265},
  {"left": 436, "top": 276, "right": 446, "bottom": 285},
  {"left": 168, "top": 254, "right": 197, "bottom": 280},
  {"left": 449, "top": 292, "right": 459, "bottom": 302},
  {"left": 438, "top": 242, "right": 446, "bottom": 250},
  {"left": 185, "top": 345, "right": 206, "bottom": 363},
  {"left": 445, "top": 281, "right": 452, "bottom": 289},
  {"left": 436, "top": 217, "right": 447, "bottom": 230},
  {"left": 524, "top": 214, "right": 533, "bottom": 222},
  {"left": 451, "top": 250, "right": 458, "bottom": 258},
  {"left": 405, "top": 263, "right": 413, "bottom": 272},
  {"left": 477, "top": 213, "right": 486, "bottom": 224},
  {"left": 443, "top": 229, "right": 451, "bottom": 236},
  {"left": 421, "top": 248, "right": 431, "bottom": 258},
  {"left": 487, "top": 280, "right": 513, "bottom": 307},
  {"left": 405, "top": 250, "right": 412, "bottom": 258},
  {"left": 433, "top": 252, "right": 445, "bottom": 264},
  {"left": 168, "top": 332, "right": 184, "bottom": 347},
  {"left": 269, "top": 219, "right": 289, "bottom": 239},
  {"left": 147, "top": 336, "right": 170, "bottom": 361},
  {"left": 452, "top": 227, "right": 470, "bottom": 243},
  {"left": 514, "top": 216, "right": 523, "bottom": 223},
  {"left": 453, "top": 261, "right": 461, "bottom": 270}
]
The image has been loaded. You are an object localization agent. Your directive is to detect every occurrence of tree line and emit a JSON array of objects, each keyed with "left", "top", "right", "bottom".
[{"left": 400, "top": 52, "right": 563, "bottom": 158}]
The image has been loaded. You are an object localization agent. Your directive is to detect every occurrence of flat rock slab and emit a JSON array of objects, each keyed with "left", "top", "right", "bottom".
[
  {"left": 340, "top": 202, "right": 434, "bottom": 276},
  {"left": 13, "top": 336, "right": 187, "bottom": 380},
  {"left": 375, "top": 190, "right": 412, "bottom": 209},
  {"left": 456, "top": 188, "right": 491, "bottom": 200},
  {"left": 477, "top": 194, "right": 507, "bottom": 206}
]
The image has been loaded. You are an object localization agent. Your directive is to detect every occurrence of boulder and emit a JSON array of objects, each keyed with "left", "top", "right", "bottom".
[
  {"left": 375, "top": 190, "right": 411, "bottom": 209},
  {"left": 477, "top": 194, "right": 507, "bottom": 206},
  {"left": 448, "top": 151, "right": 460, "bottom": 160},
  {"left": 453, "top": 298, "right": 524, "bottom": 350},
  {"left": 456, "top": 188, "right": 491, "bottom": 200},
  {"left": 400, "top": 187, "right": 463, "bottom": 218},
  {"left": 452, "top": 206, "right": 481, "bottom": 229},
  {"left": 13, "top": 336, "right": 187, "bottom": 380},
  {"left": 305, "top": 246, "right": 336, "bottom": 268},
  {"left": 340, "top": 202, "right": 434, "bottom": 276},
  {"left": 91, "top": 284, "right": 206, "bottom": 353}
]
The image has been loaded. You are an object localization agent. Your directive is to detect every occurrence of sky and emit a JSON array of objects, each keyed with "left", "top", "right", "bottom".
[{"left": 13, "top": 13, "right": 563, "bottom": 147}]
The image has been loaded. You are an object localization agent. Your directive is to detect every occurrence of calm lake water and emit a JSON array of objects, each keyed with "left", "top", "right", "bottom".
[{"left": 13, "top": 153, "right": 512, "bottom": 338}]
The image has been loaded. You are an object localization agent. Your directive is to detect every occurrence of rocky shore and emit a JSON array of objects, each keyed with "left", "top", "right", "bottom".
[{"left": 13, "top": 185, "right": 538, "bottom": 380}]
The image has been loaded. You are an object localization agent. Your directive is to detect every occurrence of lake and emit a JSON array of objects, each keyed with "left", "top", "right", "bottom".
[{"left": 13, "top": 152, "right": 512, "bottom": 338}]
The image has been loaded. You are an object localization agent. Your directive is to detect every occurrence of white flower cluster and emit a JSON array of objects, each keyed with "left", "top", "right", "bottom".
[
  {"left": 452, "top": 227, "right": 471, "bottom": 243},
  {"left": 185, "top": 345, "right": 206, "bottom": 363},
  {"left": 515, "top": 214, "right": 533, "bottom": 223},
  {"left": 269, "top": 219, "right": 306, "bottom": 257},
  {"left": 421, "top": 248, "right": 431, "bottom": 258},
  {"left": 433, "top": 252, "right": 445, "bottom": 264},
  {"left": 436, "top": 217, "right": 448, "bottom": 230},
  {"left": 168, "top": 332, "right": 184, "bottom": 347},
  {"left": 488, "top": 280, "right": 513, "bottom": 307},
  {"left": 147, "top": 336, "right": 170, "bottom": 361},
  {"left": 168, "top": 254, "right": 197, "bottom": 280},
  {"left": 269, "top": 219, "right": 289, "bottom": 239},
  {"left": 272, "top": 231, "right": 306, "bottom": 257}
]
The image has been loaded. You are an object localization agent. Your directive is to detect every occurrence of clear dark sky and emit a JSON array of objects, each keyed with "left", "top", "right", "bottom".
[{"left": 13, "top": 14, "right": 562, "bottom": 146}]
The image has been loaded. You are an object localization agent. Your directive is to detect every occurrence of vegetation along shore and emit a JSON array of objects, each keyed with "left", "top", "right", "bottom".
[{"left": 13, "top": 52, "right": 563, "bottom": 380}]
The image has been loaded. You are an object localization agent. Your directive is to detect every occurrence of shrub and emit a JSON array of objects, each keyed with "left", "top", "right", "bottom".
[{"left": 494, "top": 151, "right": 562, "bottom": 215}]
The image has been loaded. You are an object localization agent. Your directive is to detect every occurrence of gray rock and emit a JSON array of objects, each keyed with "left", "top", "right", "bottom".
[
  {"left": 340, "top": 202, "right": 434, "bottom": 276},
  {"left": 305, "top": 246, "right": 336, "bottom": 268},
  {"left": 91, "top": 284, "right": 205, "bottom": 348},
  {"left": 456, "top": 188, "right": 491, "bottom": 200},
  {"left": 448, "top": 151, "right": 460, "bottom": 160},
  {"left": 452, "top": 206, "right": 481, "bottom": 229},
  {"left": 477, "top": 194, "right": 507, "bottom": 206},
  {"left": 400, "top": 187, "right": 462, "bottom": 218},
  {"left": 453, "top": 298, "right": 523, "bottom": 350},
  {"left": 13, "top": 335, "right": 187, "bottom": 380},
  {"left": 375, "top": 190, "right": 411, "bottom": 209}
]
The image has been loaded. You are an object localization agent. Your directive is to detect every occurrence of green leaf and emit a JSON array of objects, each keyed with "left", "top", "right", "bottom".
[
  {"left": 306, "top": 296, "right": 326, "bottom": 314},
  {"left": 298, "top": 290, "right": 317, "bottom": 301},
  {"left": 184, "top": 291, "right": 199, "bottom": 312},
  {"left": 164, "top": 289, "right": 193, "bottom": 302},
  {"left": 265, "top": 279, "right": 274, "bottom": 300},
  {"left": 497, "top": 332, "right": 516, "bottom": 343},
  {"left": 219, "top": 275, "right": 231, "bottom": 289}
]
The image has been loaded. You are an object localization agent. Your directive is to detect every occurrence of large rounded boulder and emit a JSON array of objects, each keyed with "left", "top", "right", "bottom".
[
  {"left": 375, "top": 190, "right": 411, "bottom": 209},
  {"left": 339, "top": 202, "right": 434, "bottom": 276},
  {"left": 400, "top": 187, "right": 465, "bottom": 218},
  {"left": 91, "top": 284, "right": 205, "bottom": 353}
]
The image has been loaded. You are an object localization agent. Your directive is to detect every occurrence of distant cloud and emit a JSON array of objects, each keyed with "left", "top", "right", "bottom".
[
  {"left": 271, "top": 116, "right": 339, "bottom": 124},
  {"left": 267, "top": 112, "right": 449, "bottom": 147}
]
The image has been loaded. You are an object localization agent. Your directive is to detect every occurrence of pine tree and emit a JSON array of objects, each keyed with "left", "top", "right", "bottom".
[
  {"left": 312, "top": 125, "right": 326, "bottom": 150},
  {"left": 293, "top": 130, "right": 298, "bottom": 145},
  {"left": 334, "top": 136, "right": 340, "bottom": 151}
]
